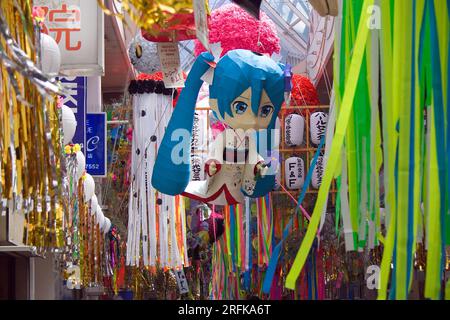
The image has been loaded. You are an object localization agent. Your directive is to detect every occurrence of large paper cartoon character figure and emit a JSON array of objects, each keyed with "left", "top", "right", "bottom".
[{"left": 152, "top": 49, "right": 285, "bottom": 205}]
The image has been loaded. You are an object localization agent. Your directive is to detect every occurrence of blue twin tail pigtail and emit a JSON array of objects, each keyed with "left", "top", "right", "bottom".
[{"left": 151, "top": 52, "right": 215, "bottom": 195}]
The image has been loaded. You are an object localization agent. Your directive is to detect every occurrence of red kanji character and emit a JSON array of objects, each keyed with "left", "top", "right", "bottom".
[{"left": 48, "top": 4, "right": 81, "bottom": 51}]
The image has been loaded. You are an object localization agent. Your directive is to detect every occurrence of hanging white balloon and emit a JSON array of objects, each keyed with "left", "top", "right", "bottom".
[
  {"left": 128, "top": 33, "right": 161, "bottom": 74},
  {"left": 102, "top": 217, "right": 111, "bottom": 234},
  {"left": 90, "top": 194, "right": 98, "bottom": 214},
  {"left": 83, "top": 174, "right": 95, "bottom": 202},
  {"left": 40, "top": 33, "right": 61, "bottom": 75},
  {"left": 62, "top": 105, "right": 77, "bottom": 145},
  {"left": 75, "top": 151, "right": 85, "bottom": 180},
  {"left": 96, "top": 204, "right": 105, "bottom": 227}
]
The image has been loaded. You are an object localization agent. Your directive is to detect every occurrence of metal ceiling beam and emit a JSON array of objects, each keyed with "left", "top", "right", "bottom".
[
  {"left": 261, "top": 0, "right": 307, "bottom": 51},
  {"left": 285, "top": 0, "right": 310, "bottom": 26}
]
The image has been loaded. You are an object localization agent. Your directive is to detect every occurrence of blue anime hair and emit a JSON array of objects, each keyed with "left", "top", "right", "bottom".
[{"left": 152, "top": 49, "right": 285, "bottom": 197}]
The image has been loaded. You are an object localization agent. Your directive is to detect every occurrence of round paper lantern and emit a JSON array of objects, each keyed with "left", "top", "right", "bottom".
[
  {"left": 285, "top": 157, "right": 305, "bottom": 190},
  {"left": 75, "top": 151, "right": 85, "bottom": 180},
  {"left": 102, "top": 217, "right": 111, "bottom": 234},
  {"left": 40, "top": 33, "right": 61, "bottom": 75},
  {"left": 128, "top": 34, "right": 161, "bottom": 74},
  {"left": 90, "top": 194, "right": 98, "bottom": 214},
  {"left": 311, "top": 156, "right": 324, "bottom": 189},
  {"left": 273, "top": 117, "right": 281, "bottom": 149},
  {"left": 96, "top": 205, "right": 105, "bottom": 227},
  {"left": 310, "top": 112, "right": 328, "bottom": 145},
  {"left": 83, "top": 174, "right": 95, "bottom": 202},
  {"left": 285, "top": 114, "right": 305, "bottom": 146},
  {"left": 194, "top": 3, "right": 280, "bottom": 57},
  {"left": 62, "top": 105, "right": 77, "bottom": 145}
]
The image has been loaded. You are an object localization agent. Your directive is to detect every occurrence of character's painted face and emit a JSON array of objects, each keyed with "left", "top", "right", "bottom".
[{"left": 213, "top": 88, "right": 275, "bottom": 130}]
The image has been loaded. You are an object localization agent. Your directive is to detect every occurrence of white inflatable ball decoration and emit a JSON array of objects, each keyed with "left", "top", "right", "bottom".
[
  {"left": 75, "top": 151, "right": 86, "bottom": 180},
  {"left": 90, "top": 194, "right": 98, "bottom": 215},
  {"left": 285, "top": 114, "right": 304, "bottom": 147},
  {"left": 310, "top": 112, "right": 328, "bottom": 145},
  {"left": 102, "top": 217, "right": 111, "bottom": 234},
  {"left": 62, "top": 105, "right": 77, "bottom": 145},
  {"left": 285, "top": 157, "right": 305, "bottom": 190},
  {"left": 96, "top": 206, "right": 105, "bottom": 227},
  {"left": 40, "top": 33, "right": 61, "bottom": 75},
  {"left": 128, "top": 34, "right": 161, "bottom": 74},
  {"left": 83, "top": 174, "right": 95, "bottom": 202},
  {"left": 311, "top": 156, "right": 324, "bottom": 189}
]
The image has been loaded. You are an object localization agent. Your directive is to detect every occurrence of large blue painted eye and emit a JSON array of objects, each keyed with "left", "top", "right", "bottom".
[
  {"left": 233, "top": 101, "right": 248, "bottom": 114},
  {"left": 260, "top": 105, "right": 274, "bottom": 118}
]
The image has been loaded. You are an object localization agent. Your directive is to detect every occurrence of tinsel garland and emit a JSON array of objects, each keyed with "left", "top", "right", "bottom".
[{"left": 0, "top": 0, "right": 63, "bottom": 252}]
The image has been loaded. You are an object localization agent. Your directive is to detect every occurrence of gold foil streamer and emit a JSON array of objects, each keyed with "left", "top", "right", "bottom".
[
  {"left": 0, "top": 0, "right": 63, "bottom": 252},
  {"left": 97, "top": 0, "right": 205, "bottom": 38}
]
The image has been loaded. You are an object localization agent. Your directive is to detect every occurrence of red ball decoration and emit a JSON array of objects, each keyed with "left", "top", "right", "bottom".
[
  {"left": 290, "top": 74, "right": 320, "bottom": 106},
  {"left": 194, "top": 3, "right": 280, "bottom": 57}
]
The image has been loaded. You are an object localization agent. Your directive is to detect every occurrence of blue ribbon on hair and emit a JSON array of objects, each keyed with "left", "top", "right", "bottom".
[{"left": 262, "top": 134, "right": 326, "bottom": 294}]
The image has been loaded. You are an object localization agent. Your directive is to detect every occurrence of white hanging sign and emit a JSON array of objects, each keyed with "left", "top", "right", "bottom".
[
  {"left": 193, "top": 0, "right": 209, "bottom": 51},
  {"left": 174, "top": 269, "right": 190, "bottom": 294},
  {"left": 190, "top": 154, "right": 206, "bottom": 181},
  {"left": 157, "top": 42, "right": 185, "bottom": 88}
]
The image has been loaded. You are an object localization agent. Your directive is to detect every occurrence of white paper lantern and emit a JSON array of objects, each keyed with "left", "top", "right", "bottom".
[
  {"left": 40, "top": 33, "right": 61, "bottom": 75},
  {"left": 96, "top": 205, "right": 105, "bottom": 226},
  {"left": 102, "top": 217, "right": 111, "bottom": 234},
  {"left": 285, "top": 157, "right": 305, "bottom": 190},
  {"left": 75, "top": 151, "right": 86, "bottom": 180},
  {"left": 90, "top": 194, "right": 98, "bottom": 215},
  {"left": 285, "top": 114, "right": 304, "bottom": 146},
  {"left": 273, "top": 156, "right": 282, "bottom": 190},
  {"left": 272, "top": 117, "right": 281, "bottom": 149},
  {"left": 62, "top": 105, "right": 77, "bottom": 145},
  {"left": 310, "top": 112, "right": 328, "bottom": 145},
  {"left": 128, "top": 34, "right": 161, "bottom": 74},
  {"left": 311, "top": 156, "right": 324, "bottom": 189},
  {"left": 83, "top": 174, "right": 95, "bottom": 202}
]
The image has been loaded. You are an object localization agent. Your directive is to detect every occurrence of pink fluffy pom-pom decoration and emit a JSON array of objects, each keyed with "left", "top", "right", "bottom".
[{"left": 194, "top": 3, "right": 280, "bottom": 57}]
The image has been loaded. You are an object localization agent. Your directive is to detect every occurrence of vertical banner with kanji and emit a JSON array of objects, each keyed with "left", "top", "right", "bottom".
[
  {"left": 85, "top": 113, "right": 107, "bottom": 177},
  {"left": 59, "top": 76, "right": 87, "bottom": 151},
  {"left": 33, "top": 0, "right": 104, "bottom": 76}
]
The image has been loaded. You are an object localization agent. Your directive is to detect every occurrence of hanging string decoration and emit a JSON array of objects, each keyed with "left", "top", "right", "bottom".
[
  {"left": 194, "top": 3, "right": 280, "bottom": 57},
  {"left": 126, "top": 79, "right": 188, "bottom": 269},
  {"left": 284, "top": 0, "right": 450, "bottom": 301}
]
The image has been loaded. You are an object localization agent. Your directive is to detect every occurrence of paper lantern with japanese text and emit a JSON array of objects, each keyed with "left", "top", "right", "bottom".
[
  {"left": 285, "top": 157, "right": 305, "bottom": 190},
  {"left": 311, "top": 156, "right": 324, "bottom": 189},
  {"left": 285, "top": 114, "right": 304, "bottom": 147},
  {"left": 310, "top": 112, "right": 328, "bottom": 145}
]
